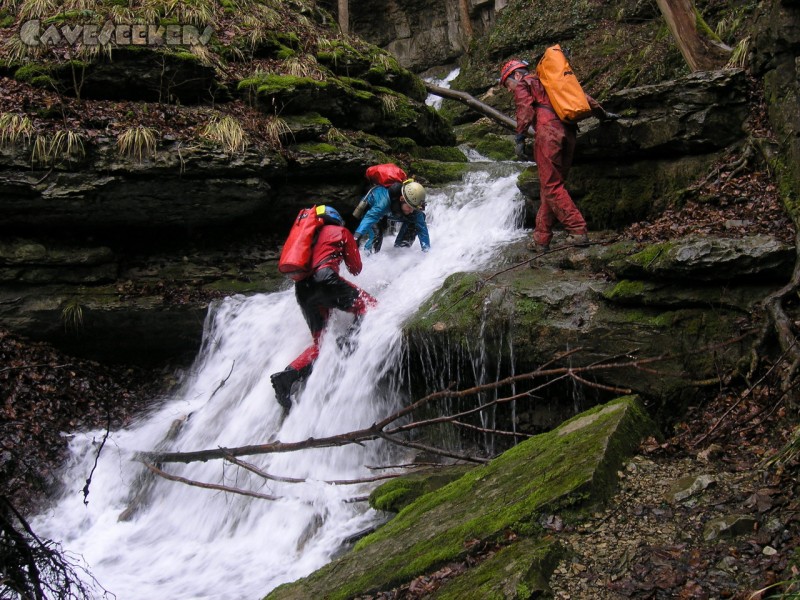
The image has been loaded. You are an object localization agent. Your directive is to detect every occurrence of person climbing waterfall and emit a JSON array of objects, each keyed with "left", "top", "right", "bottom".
[
  {"left": 270, "top": 205, "right": 376, "bottom": 412},
  {"left": 499, "top": 57, "right": 617, "bottom": 252},
  {"left": 353, "top": 179, "right": 430, "bottom": 253}
]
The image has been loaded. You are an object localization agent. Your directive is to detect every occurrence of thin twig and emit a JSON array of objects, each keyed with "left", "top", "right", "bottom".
[
  {"left": 452, "top": 420, "right": 532, "bottom": 438},
  {"left": 143, "top": 462, "right": 279, "bottom": 500},
  {"left": 379, "top": 433, "right": 488, "bottom": 464},
  {"left": 692, "top": 343, "right": 797, "bottom": 448},
  {"left": 209, "top": 360, "right": 235, "bottom": 399},
  {"left": 224, "top": 453, "right": 402, "bottom": 485}
]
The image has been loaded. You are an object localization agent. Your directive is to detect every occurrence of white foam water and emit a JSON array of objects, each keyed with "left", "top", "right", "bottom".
[{"left": 32, "top": 163, "right": 526, "bottom": 600}]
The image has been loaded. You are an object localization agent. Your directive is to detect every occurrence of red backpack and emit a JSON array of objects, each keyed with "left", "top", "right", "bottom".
[
  {"left": 365, "top": 163, "right": 407, "bottom": 187},
  {"left": 278, "top": 206, "right": 325, "bottom": 281},
  {"left": 353, "top": 164, "right": 409, "bottom": 218}
]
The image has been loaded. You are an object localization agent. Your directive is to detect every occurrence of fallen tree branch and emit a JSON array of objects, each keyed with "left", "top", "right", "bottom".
[
  {"left": 452, "top": 420, "right": 532, "bottom": 438},
  {"left": 223, "top": 453, "right": 402, "bottom": 486},
  {"left": 424, "top": 82, "right": 516, "bottom": 131},
  {"left": 143, "top": 462, "right": 279, "bottom": 500},
  {"left": 140, "top": 335, "right": 752, "bottom": 466},
  {"left": 378, "top": 433, "right": 489, "bottom": 464}
]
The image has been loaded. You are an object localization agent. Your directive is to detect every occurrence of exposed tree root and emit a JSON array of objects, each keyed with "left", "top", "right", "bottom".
[{"left": 752, "top": 237, "right": 800, "bottom": 392}]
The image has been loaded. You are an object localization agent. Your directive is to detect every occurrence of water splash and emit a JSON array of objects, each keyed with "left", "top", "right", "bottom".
[{"left": 32, "top": 164, "right": 526, "bottom": 600}]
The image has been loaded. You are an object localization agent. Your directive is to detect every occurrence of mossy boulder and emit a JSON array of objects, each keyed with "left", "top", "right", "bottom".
[
  {"left": 430, "top": 537, "right": 566, "bottom": 600},
  {"left": 369, "top": 465, "right": 476, "bottom": 513},
  {"left": 607, "top": 235, "right": 795, "bottom": 282},
  {"left": 14, "top": 48, "right": 221, "bottom": 104},
  {"left": 409, "top": 159, "right": 469, "bottom": 184},
  {"left": 238, "top": 73, "right": 454, "bottom": 146},
  {"left": 405, "top": 234, "right": 787, "bottom": 411},
  {"left": 266, "top": 396, "right": 657, "bottom": 599}
]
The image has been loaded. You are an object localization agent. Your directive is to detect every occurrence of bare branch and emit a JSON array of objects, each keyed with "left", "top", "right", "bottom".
[
  {"left": 143, "top": 462, "right": 280, "bottom": 500},
  {"left": 140, "top": 335, "right": 752, "bottom": 466},
  {"left": 452, "top": 420, "right": 532, "bottom": 438},
  {"left": 223, "top": 453, "right": 402, "bottom": 486},
  {"left": 379, "top": 433, "right": 489, "bottom": 464}
]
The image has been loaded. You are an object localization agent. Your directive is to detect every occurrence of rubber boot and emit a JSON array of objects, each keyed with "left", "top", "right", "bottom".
[{"left": 270, "top": 367, "right": 300, "bottom": 411}]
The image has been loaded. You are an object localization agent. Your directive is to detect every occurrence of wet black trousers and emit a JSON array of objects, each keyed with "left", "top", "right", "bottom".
[{"left": 294, "top": 267, "right": 361, "bottom": 334}]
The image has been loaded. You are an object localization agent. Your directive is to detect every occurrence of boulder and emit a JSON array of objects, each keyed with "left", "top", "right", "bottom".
[{"left": 266, "top": 396, "right": 656, "bottom": 599}]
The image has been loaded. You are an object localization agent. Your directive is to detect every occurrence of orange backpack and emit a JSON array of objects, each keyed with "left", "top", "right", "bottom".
[{"left": 535, "top": 44, "right": 591, "bottom": 123}]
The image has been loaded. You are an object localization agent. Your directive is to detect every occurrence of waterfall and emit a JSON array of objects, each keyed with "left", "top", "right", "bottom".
[
  {"left": 32, "top": 162, "right": 526, "bottom": 600},
  {"left": 425, "top": 67, "right": 460, "bottom": 109}
]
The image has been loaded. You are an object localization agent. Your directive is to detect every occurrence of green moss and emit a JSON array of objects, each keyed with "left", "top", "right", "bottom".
[
  {"left": 0, "top": 12, "right": 15, "bottom": 28},
  {"left": 432, "top": 538, "right": 565, "bottom": 600},
  {"left": 474, "top": 134, "right": 515, "bottom": 161},
  {"left": 43, "top": 9, "right": 97, "bottom": 24},
  {"left": 410, "top": 159, "right": 468, "bottom": 184},
  {"left": 514, "top": 297, "right": 546, "bottom": 321},
  {"left": 282, "top": 112, "right": 332, "bottom": 127},
  {"left": 369, "top": 466, "right": 476, "bottom": 513},
  {"left": 237, "top": 74, "right": 324, "bottom": 95},
  {"left": 295, "top": 142, "right": 338, "bottom": 154},
  {"left": 603, "top": 279, "right": 648, "bottom": 302},
  {"left": 626, "top": 242, "right": 675, "bottom": 270},
  {"left": 268, "top": 398, "right": 655, "bottom": 599},
  {"left": 14, "top": 64, "right": 50, "bottom": 83},
  {"left": 410, "top": 272, "right": 485, "bottom": 333},
  {"left": 387, "top": 137, "right": 417, "bottom": 153}
]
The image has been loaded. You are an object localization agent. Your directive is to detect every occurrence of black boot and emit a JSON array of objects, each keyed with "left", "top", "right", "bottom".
[{"left": 270, "top": 367, "right": 300, "bottom": 411}]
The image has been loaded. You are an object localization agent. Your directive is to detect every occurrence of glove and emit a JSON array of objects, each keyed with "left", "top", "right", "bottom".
[
  {"left": 603, "top": 111, "right": 621, "bottom": 121},
  {"left": 515, "top": 141, "right": 527, "bottom": 160},
  {"left": 353, "top": 233, "right": 363, "bottom": 247}
]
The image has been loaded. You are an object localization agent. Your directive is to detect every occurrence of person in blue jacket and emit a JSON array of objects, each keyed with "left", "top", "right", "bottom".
[{"left": 353, "top": 180, "right": 430, "bottom": 253}]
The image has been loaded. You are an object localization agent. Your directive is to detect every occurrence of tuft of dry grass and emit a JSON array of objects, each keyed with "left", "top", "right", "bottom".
[
  {"left": 117, "top": 126, "right": 159, "bottom": 162},
  {"left": 201, "top": 115, "right": 248, "bottom": 154},
  {"left": 263, "top": 114, "right": 291, "bottom": 149},
  {"left": 0, "top": 113, "right": 34, "bottom": 148},
  {"left": 380, "top": 93, "right": 399, "bottom": 115}
]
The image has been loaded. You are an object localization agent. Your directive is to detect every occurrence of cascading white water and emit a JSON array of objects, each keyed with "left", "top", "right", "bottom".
[{"left": 32, "top": 162, "right": 526, "bottom": 600}]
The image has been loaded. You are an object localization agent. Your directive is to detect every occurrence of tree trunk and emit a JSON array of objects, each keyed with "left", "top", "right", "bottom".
[
  {"left": 656, "top": 0, "right": 731, "bottom": 71},
  {"left": 338, "top": 0, "right": 349, "bottom": 35},
  {"left": 424, "top": 82, "right": 516, "bottom": 131},
  {"left": 458, "top": 0, "right": 473, "bottom": 44}
]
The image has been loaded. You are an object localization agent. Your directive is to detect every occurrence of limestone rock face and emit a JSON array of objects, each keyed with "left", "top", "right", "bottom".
[{"left": 406, "top": 234, "right": 790, "bottom": 411}]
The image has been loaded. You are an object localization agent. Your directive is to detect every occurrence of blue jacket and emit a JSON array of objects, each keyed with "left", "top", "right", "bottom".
[{"left": 354, "top": 186, "right": 430, "bottom": 252}]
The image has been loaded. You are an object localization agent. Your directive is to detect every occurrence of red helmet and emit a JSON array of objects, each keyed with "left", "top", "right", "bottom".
[{"left": 499, "top": 59, "right": 528, "bottom": 84}]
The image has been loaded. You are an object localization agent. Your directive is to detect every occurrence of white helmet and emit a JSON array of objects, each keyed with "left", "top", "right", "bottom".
[{"left": 401, "top": 181, "right": 426, "bottom": 209}]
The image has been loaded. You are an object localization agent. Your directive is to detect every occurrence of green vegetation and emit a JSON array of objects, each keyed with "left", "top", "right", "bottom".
[{"left": 268, "top": 397, "right": 655, "bottom": 599}]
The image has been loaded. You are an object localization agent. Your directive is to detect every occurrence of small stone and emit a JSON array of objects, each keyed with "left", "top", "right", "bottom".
[
  {"left": 763, "top": 546, "right": 778, "bottom": 556},
  {"left": 571, "top": 563, "right": 587, "bottom": 573}
]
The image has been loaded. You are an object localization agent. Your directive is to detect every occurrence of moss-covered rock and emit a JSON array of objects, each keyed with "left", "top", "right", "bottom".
[
  {"left": 369, "top": 465, "right": 476, "bottom": 513},
  {"left": 266, "top": 396, "right": 657, "bottom": 600},
  {"left": 239, "top": 72, "right": 454, "bottom": 146},
  {"left": 431, "top": 537, "right": 566, "bottom": 600},
  {"left": 410, "top": 159, "right": 469, "bottom": 184}
]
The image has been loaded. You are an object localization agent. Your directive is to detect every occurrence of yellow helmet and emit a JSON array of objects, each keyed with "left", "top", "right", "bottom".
[{"left": 401, "top": 181, "right": 426, "bottom": 209}]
